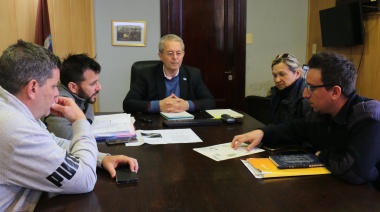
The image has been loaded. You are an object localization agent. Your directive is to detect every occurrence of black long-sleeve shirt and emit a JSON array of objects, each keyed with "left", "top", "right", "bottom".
[{"left": 261, "top": 93, "right": 380, "bottom": 190}]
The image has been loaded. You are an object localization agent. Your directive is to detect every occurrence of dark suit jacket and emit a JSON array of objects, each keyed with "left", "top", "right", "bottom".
[{"left": 123, "top": 62, "right": 215, "bottom": 113}]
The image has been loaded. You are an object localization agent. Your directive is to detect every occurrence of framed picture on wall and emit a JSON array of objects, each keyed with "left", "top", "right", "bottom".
[{"left": 112, "top": 20, "right": 146, "bottom": 46}]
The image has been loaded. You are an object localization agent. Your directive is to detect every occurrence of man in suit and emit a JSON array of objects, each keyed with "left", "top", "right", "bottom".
[{"left": 123, "top": 34, "right": 215, "bottom": 113}]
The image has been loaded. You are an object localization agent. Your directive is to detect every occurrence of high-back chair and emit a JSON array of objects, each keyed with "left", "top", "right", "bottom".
[
  {"left": 130, "top": 60, "right": 161, "bottom": 89},
  {"left": 243, "top": 95, "right": 271, "bottom": 125}
]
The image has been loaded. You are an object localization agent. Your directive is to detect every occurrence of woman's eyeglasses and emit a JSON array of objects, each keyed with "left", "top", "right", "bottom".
[{"left": 276, "top": 53, "right": 292, "bottom": 59}]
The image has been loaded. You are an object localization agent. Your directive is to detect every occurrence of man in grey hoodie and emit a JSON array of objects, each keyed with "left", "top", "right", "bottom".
[
  {"left": 44, "top": 53, "right": 101, "bottom": 139},
  {"left": 0, "top": 40, "right": 138, "bottom": 211}
]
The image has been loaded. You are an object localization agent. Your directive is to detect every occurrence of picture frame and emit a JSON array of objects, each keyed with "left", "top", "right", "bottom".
[{"left": 111, "top": 20, "right": 146, "bottom": 46}]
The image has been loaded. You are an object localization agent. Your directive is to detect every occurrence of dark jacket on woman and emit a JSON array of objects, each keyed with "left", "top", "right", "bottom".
[{"left": 268, "top": 77, "right": 310, "bottom": 124}]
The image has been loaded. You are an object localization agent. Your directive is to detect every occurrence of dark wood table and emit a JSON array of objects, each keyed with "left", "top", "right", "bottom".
[{"left": 35, "top": 112, "right": 380, "bottom": 211}]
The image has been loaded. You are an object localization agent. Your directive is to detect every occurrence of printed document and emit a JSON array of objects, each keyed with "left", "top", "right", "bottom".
[
  {"left": 137, "top": 128, "right": 202, "bottom": 144},
  {"left": 193, "top": 142, "right": 264, "bottom": 161}
]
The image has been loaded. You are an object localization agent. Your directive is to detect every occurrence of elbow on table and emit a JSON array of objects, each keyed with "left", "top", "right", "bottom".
[
  {"left": 69, "top": 175, "right": 97, "bottom": 194},
  {"left": 82, "top": 173, "right": 97, "bottom": 192}
]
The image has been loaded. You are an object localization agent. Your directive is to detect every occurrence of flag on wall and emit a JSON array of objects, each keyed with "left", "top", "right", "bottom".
[{"left": 35, "top": 0, "right": 53, "bottom": 52}]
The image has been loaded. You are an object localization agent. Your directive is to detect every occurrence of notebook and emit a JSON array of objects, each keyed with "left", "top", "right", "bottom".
[
  {"left": 269, "top": 153, "right": 325, "bottom": 169},
  {"left": 160, "top": 111, "right": 194, "bottom": 120}
]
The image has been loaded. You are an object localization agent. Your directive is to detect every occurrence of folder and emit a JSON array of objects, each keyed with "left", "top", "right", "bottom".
[{"left": 246, "top": 158, "right": 331, "bottom": 179}]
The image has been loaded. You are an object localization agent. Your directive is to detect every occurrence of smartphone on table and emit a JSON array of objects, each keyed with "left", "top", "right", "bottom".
[
  {"left": 105, "top": 137, "right": 138, "bottom": 145},
  {"left": 116, "top": 165, "right": 139, "bottom": 184}
]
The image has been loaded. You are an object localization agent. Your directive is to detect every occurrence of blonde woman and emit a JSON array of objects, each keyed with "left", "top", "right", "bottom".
[{"left": 269, "top": 53, "right": 310, "bottom": 124}]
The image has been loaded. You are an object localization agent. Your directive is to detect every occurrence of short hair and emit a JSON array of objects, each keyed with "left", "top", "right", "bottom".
[
  {"left": 158, "top": 34, "right": 185, "bottom": 53},
  {"left": 0, "top": 40, "right": 61, "bottom": 95},
  {"left": 271, "top": 53, "right": 303, "bottom": 76},
  {"left": 307, "top": 51, "right": 357, "bottom": 96},
  {"left": 60, "top": 53, "right": 101, "bottom": 86}
]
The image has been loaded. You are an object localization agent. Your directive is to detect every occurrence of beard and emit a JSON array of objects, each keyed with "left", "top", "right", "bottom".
[{"left": 77, "top": 88, "right": 99, "bottom": 104}]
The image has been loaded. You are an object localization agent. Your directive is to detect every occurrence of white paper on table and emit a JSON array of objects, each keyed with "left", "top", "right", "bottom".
[
  {"left": 137, "top": 128, "right": 202, "bottom": 144},
  {"left": 91, "top": 113, "right": 135, "bottom": 138},
  {"left": 125, "top": 131, "right": 145, "bottom": 146},
  {"left": 193, "top": 142, "right": 264, "bottom": 161}
]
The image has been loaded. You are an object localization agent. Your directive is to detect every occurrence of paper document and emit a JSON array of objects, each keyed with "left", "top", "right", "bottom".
[
  {"left": 193, "top": 142, "right": 264, "bottom": 161},
  {"left": 138, "top": 128, "right": 202, "bottom": 144},
  {"left": 125, "top": 132, "right": 145, "bottom": 147},
  {"left": 91, "top": 113, "right": 136, "bottom": 140},
  {"left": 205, "top": 109, "right": 244, "bottom": 118},
  {"left": 241, "top": 159, "right": 265, "bottom": 179}
]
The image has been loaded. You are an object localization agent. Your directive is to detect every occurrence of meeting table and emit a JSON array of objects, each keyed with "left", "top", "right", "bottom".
[{"left": 35, "top": 112, "right": 380, "bottom": 211}]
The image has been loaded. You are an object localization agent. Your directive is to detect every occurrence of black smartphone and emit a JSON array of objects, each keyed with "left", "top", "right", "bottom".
[
  {"left": 116, "top": 166, "right": 139, "bottom": 184},
  {"left": 105, "top": 137, "right": 138, "bottom": 145},
  {"left": 221, "top": 114, "right": 235, "bottom": 124},
  {"left": 139, "top": 117, "right": 152, "bottom": 123},
  {"left": 262, "top": 143, "right": 298, "bottom": 152}
]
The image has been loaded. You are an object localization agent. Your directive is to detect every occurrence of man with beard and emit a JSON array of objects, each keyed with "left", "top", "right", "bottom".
[{"left": 45, "top": 53, "right": 102, "bottom": 139}]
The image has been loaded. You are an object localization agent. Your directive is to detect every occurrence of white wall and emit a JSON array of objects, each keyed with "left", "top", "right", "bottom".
[
  {"left": 94, "top": 0, "right": 160, "bottom": 112},
  {"left": 94, "top": 0, "right": 308, "bottom": 112},
  {"left": 246, "top": 0, "right": 308, "bottom": 97}
]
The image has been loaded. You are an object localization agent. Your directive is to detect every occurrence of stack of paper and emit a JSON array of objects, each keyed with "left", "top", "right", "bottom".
[
  {"left": 160, "top": 111, "right": 194, "bottom": 120},
  {"left": 91, "top": 113, "right": 136, "bottom": 141}
]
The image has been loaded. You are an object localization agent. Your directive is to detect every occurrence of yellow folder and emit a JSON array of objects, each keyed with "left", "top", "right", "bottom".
[{"left": 247, "top": 158, "right": 331, "bottom": 178}]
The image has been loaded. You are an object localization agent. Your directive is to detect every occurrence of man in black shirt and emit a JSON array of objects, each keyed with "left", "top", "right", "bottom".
[{"left": 232, "top": 51, "right": 380, "bottom": 190}]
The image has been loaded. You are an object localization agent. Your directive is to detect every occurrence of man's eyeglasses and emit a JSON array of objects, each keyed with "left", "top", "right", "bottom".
[{"left": 305, "top": 84, "right": 334, "bottom": 93}]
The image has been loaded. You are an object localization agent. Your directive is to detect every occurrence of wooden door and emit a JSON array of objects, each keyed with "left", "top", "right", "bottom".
[{"left": 160, "top": 0, "right": 246, "bottom": 110}]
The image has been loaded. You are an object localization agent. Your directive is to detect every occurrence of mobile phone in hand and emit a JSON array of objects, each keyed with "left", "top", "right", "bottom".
[{"left": 116, "top": 165, "right": 139, "bottom": 184}]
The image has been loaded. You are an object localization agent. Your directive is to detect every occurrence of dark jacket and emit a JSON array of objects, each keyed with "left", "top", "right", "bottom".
[
  {"left": 269, "top": 77, "right": 310, "bottom": 124},
  {"left": 123, "top": 62, "right": 215, "bottom": 113},
  {"left": 262, "top": 93, "right": 380, "bottom": 190}
]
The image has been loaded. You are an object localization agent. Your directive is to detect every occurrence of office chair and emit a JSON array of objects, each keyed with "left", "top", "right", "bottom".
[
  {"left": 243, "top": 95, "right": 271, "bottom": 125},
  {"left": 130, "top": 60, "right": 161, "bottom": 89}
]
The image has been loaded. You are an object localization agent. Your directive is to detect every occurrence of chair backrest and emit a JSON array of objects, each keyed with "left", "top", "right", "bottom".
[
  {"left": 243, "top": 95, "right": 272, "bottom": 125},
  {"left": 130, "top": 60, "right": 161, "bottom": 89}
]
